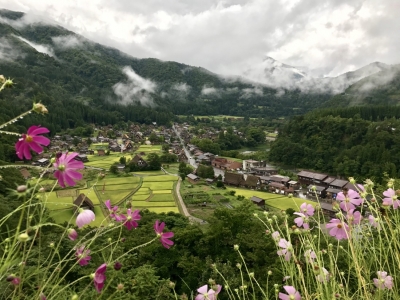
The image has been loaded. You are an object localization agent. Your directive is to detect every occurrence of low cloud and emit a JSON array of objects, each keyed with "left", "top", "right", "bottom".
[
  {"left": 172, "top": 82, "right": 191, "bottom": 93},
  {"left": 52, "top": 35, "right": 85, "bottom": 49},
  {"left": 201, "top": 86, "right": 219, "bottom": 95},
  {"left": 14, "top": 35, "right": 55, "bottom": 57},
  {"left": 112, "top": 66, "right": 157, "bottom": 106},
  {"left": 0, "top": 37, "right": 25, "bottom": 61}
]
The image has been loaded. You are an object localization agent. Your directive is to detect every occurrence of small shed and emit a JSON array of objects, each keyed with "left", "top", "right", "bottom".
[
  {"left": 73, "top": 194, "right": 95, "bottom": 211},
  {"left": 250, "top": 196, "right": 266, "bottom": 208},
  {"left": 187, "top": 173, "right": 200, "bottom": 182},
  {"left": 205, "top": 178, "right": 215, "bottom": 184}
]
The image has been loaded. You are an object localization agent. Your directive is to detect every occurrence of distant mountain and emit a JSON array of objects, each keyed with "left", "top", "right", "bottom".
[
  {"left": 1, "top": 8, "right": 399, "bottom": 123},
  {"left": 241, "top": 57, "right": 392, "bottom": 94}
]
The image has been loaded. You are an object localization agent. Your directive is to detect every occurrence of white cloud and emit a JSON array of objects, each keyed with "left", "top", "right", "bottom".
[
  {"left": 172, "top": 82, "right": 191, "bottom": 92},
  {"left": 52, "top": 35, "right": 85, "bottom": 49},
  {"left": 0, "top": 37, "right": 25, "bottom": 61},
  {"left": 14, "top": 35, "right": 55, "bottom": 57},
  {"left": 201, "top": 86, "right": 219, "bottom": 95},
  {"left": 1, "top": 0, "right": 400, "bottom": 88},
  {"left": 112, "top": 66, "right": 157, "bottom": 106}
]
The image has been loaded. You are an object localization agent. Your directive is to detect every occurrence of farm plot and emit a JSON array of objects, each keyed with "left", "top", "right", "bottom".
[
  {"left": 141, "top": 181, "right": 175, "bottom": 190},
  {"left": 132, "top": 201, "right": 176, "bottom": 207},
  {"left": 151, "top": 194, "right": 175, "bottom": 202},
  {"left": 143, "top": 175, "right": 178, "bottom": 182}
]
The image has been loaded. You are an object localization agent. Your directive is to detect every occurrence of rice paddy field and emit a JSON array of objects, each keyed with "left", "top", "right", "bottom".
[{"left": 40, "top": 173, "right": 181, "bottom": 226}]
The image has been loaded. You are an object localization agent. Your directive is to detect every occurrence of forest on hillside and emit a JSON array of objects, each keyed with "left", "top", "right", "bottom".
[{"left": 269, "top": 106, "right": 400, "bottom": 182}]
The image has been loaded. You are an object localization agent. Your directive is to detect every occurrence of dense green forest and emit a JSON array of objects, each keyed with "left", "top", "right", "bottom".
[{"left": 269, "top": 106, "right": 400, "bottom": 182}]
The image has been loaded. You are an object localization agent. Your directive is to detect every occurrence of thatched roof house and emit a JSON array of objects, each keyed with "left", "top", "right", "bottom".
[
  {"left": 244, "top": 175, "right": 260, "bottom": 188},
  {"left": 73, "top": 194, "right": 95, "bottom": 211},
  {"left": 224, "top": 172, "right": 244, "bottom": 186}
]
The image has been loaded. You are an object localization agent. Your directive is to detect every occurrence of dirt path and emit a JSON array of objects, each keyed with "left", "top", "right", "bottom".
[{"left": 175, "top": 178, "right": 206, "bottom": 224}]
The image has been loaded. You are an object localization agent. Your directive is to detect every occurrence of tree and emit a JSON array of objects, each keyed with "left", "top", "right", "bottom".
[
  {"left": 119, "top": 156, "right": 127, "bottom": 165},
  {"left": 146, "top": 153, "right": 161, "bottom": 170},
  {"left": 149, "top": 133, "right": 159, "bottom": 144},
  {"left": 109, "top": 164, "right": 118, "bottom": 174},
  {"left": 196, "top": 164, "right": 214, "bottom": 178}
]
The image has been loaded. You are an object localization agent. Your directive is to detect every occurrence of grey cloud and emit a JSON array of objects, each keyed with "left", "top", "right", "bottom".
[
  {"left": 14, "top": 35, "right": 55, "bottom": 57},
  {"left": 0, "top": 37, "right": 25, "bottom": 61},
  {"left": 112, "top": 66, "right": 157, "bottom": 106}
]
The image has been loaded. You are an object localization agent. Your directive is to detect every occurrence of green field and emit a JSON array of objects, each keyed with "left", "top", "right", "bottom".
[
  {"left": 147, "top": 207, "right": 180, "bottom": 213},
  {"left": 225, "top": 187, "right": 316, "bottom": 210},
  {"left": 150, "top": 194, "right": 175, "bottom": 202},
  {"left": 132, "top": 194, "right": 150, "bottom": 201},
  {"left": 132, "top": 201, "right": 175, "bottom": 207},
  {"left": 143, "top": 175, "right": 178, "bottom": 182},
  {"left": 153, "top": 190, "right": 172, "bottom": 194},
  {"left": 142, "top": 181, "right": 175, "bottom": 190}
]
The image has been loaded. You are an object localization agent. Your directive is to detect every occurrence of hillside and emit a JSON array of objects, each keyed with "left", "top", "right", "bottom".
[{"left": 0, "top": 8, "right": 334, "bottom": 122}]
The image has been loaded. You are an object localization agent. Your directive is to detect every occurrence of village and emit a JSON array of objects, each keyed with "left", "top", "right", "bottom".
[{"left": 13, "top": 121, "right": 361, "bottom": 223}]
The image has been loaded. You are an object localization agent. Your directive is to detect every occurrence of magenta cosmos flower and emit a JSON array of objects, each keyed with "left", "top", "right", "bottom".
[
  {"left": 279, "top": 286, "right": 301, "bottom": 300},
  {"left": 75, "top": 246, "right": 91, "bottom": 266},
  {"left": 123, "top": 208, "right": 141, "bottom": 230},
  {"left": 53, "top": 152, "right": 84, "bottom": 188},
  {"left": 336, "top": 189, "right": 362, "bottom": 212},
  {"left": 76, "top": 209, "right": 95, "bottom": 228},
  {"left": 67, "top": 228, "right": 78, "bottom": 241},
  {"left": 277, "top": 239, "right": 292, "bottom": 261},
  {"left": 368, "top": 215, "right": 381, "bottom": 230},
  {"left": 94, "top": 263, "right": 107, "bottom": 293},
  {"left": 15, "top": 125, "right": 50, "bottom": 160},
  {"left": 373, "top": 271, "right": 393, "bottom": 289},
  {"left": 299, "top": 202, "right": 314, "bottom": 216},
  {"left": 383, "top": 188, "right": 400, "bottom": 209},
  {"left": 154, "top": 220, "right": 174, "bottom": 249},
  {"left": 293, "top": 212, "right": 310, "bottom": 229},
  {"left": 326, "top": 219, "right": 350, "bottom": 240},
  {"left": 104, "top": 200, "right": 123, "bottom": 222},
  {"left": 195, "top": 284, "right": 221, "bottom": 300}
]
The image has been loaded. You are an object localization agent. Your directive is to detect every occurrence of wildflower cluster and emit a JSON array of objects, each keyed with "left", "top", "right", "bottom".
[
  {"left": 0, "top": 76, "right": 176, "bottom": 299},
  {"left": 255, "top": 180, "right": 400, "bottom": 299}
]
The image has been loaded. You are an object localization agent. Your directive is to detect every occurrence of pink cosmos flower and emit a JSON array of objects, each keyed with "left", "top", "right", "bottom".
[
  {"left": 67, "top": 228, "right": 78, "bottom": 241},
  {"left": 326, "top": 219, "right": 349, "bottom": 240},
  {"left": 11, "top": 277, "right": 20, "bottom": 285},
  {"left": 272, "top": 231, "right": 280, "bottom": 242},
  {"left": 104, "top": 200, "right": 123, "bottom": 221},
  {"left": 368, "top": 215, "right": 381, "bottom": 230},
  {"left": 123, "top": 208, "right": 141, "bottom": 230},
  {"left": 304, "top": 249, "right": 316, "bottom": 264},
  {"left": 39, "top": 292, "right": 47, "bottom": 300},
  {"left": 53, "top": 152, "right": 84, "bottom": 188},
  {"left": 279, "top": 286, "right": 301, "bottom": 300},
  {"left": 300, "top": 202, "right": 314, "bottom": 216},
  {"left": 293, "top": 212, "right": 309, "bottom": 229},
  {"left": 336, "top": 189, "right": 362, "bottom": 212},
  {"left": 94, "top": 263, "right": 107, "bottom": 293},
  {"left": 15, "top": 125, "right": 50, "bottom": 160},
  {"left": 346, "top": 209, "right": 362, "bottom": 225},
  {"left": 277, "top": 239, "right": 292, "bottom": 261},
  {"left": 76, "top": 209, "right": 95, "bottom": 228},
  {"left": 373, "top": 271, "right": 393, "bottom": 289},
  {"left": 75, "top": 246, "right": 91, "bottom": 266},
  {"left": 195, "top": 284, "right": 221, "bottom": 300},
  {"left": 154, "top": 220, "right": 174, "bottom": 249},
  {"left": 316, "top": 268, "right": 330, "bottom": 283},
  {"left": 382, "top": 188, "right": 400, "bottom": 209}
]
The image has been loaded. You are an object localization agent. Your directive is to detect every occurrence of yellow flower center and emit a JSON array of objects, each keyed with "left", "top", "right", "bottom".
[
  {"left": 25, "top": 135, "right": 33, "bottom": 142},
  {"left": 337, "top": 224, "right": 342, "bottom": 229},
  {"left": 58, "top": 164, "right": 66, "bottom": 171}
]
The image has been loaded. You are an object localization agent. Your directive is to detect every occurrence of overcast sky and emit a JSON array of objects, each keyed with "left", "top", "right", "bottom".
[{"left": 1, "top": 0, "right": 399, "bottom": 77}]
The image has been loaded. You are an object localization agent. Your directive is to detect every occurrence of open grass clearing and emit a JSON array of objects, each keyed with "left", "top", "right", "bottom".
[
  {"left": 143, "top": 175, "right": 178, "bottom": 182},
  {"left": 142, "top": 181, "right": 174, "bottom": 190},
  {"left": 132, "top": 201, "right": 175, "bottom": 207},
  {"left": 150, "top": 194, "right": 175, "bottom": 202}
]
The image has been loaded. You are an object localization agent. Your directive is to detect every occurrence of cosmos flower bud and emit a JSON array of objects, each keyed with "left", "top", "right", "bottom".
[
  {"left": 234, "top": 244, "right": 239, "bottom": 251},
  {"left": 268, "top": 270, "right": 272, "bottom": 275},
  {"left": 71, "top": 295, "right": 78, "bottom": 300},
  {"left": 0, "top": 75, "right": 5, "bottom": 83},
  {"left": 32, "top": 103, "right": 48, "bottom": 114},
  {"left": 117, "top": 283, "right": 124, "bottom": 290},
  {"left": 17, "top": 185, "right": 27, "bottom": 193},
  {"left": 114, "top": 262, "right": 122, "bottom": 271},
  {"left": 18, "top": 233, "right": 29, "bottom": 242},
  {"left": 4, "top": 78, "right": 14, "bottom": 88}
]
